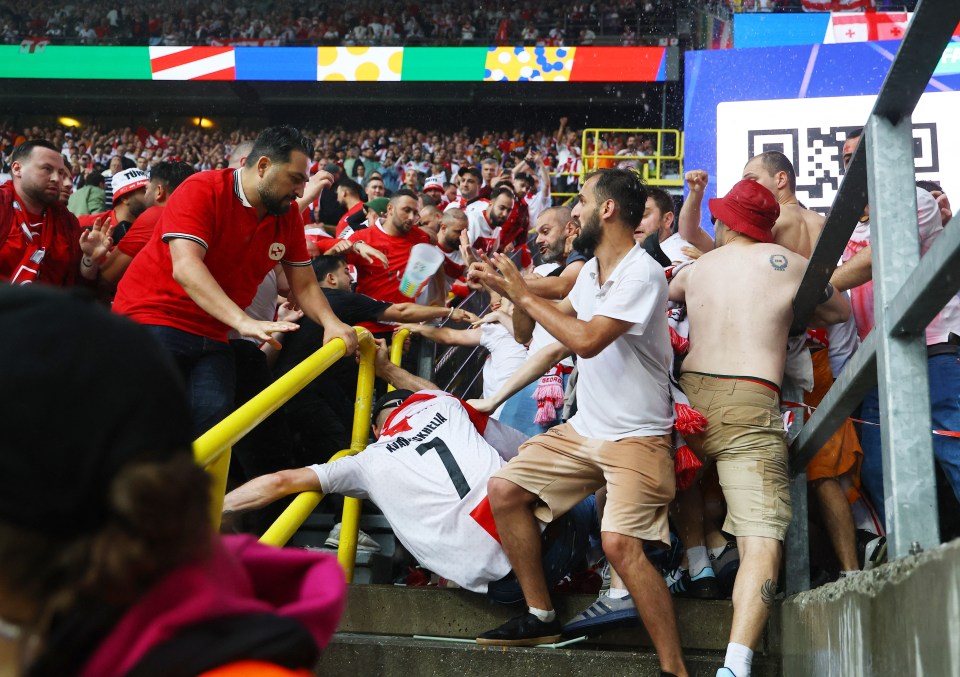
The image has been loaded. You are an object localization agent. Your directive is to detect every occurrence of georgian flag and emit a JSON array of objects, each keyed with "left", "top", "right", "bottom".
[{"left": 830, "top": 11, "right": 909, "bottom": 42}]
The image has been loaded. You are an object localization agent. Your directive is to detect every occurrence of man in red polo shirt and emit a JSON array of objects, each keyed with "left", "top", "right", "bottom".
[
  {"left": 114, "top": 126, "right": 357, "bottom": 435},
  {"left": 347, "top": 188, "right": 431, "bottom": 335}
]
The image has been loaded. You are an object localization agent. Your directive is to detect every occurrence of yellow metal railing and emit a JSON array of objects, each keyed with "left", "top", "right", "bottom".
[
  {"left": 232, "top": 328, "right": 410, "bottom": 581},
  {"left": 550, "top": 127, "right": 685, "bottom": 200},
  {"left": 386, "top": 328, "right": 409, "bottom": 392},
  {"left": 194, "top": 326, "right": 373, "bottom": 530}
]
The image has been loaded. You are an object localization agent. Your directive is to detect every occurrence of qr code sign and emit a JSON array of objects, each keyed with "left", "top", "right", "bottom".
[
  {"left": 746, "top": 124, "right": 940, "bottom": 213},
  {"left": 717, "top": 93, "right": 958, "bottom": 216}
]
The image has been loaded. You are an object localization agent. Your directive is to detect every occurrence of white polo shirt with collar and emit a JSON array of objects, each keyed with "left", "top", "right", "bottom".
[{"left": 566, "top": 242, "right": 674, "bottom": 441}]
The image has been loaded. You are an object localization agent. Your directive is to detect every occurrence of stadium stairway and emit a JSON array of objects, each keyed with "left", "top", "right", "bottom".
[{"left": 315, "top": 586, "right": 781, "bottom": 676}]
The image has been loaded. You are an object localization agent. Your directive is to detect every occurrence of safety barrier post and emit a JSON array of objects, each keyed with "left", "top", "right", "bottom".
[
  {"left": 195, "top": 331, "right": 355, "bottom": 531},
  {"left": 387, "top": 328, "right": 409, "bottom": 392},
  {"left": 337, "top": 332, "right": 377, "bottom": 581}
]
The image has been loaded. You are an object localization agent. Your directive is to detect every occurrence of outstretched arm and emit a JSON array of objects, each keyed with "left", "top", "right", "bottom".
[
  {"left": 678, "top": 170, "right": 715, "bottom": 254},
  {"left": 374, "top": 338, "right": 439, "bottom": 391},
  {"left": 467, "top": 341, "right": 571, "bottom": 414},
  {"left": 223, "top": 468, "right": 320, "bottom": 513}
]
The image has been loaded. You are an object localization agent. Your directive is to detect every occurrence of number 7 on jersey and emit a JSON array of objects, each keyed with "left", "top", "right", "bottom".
[{"left": 416, "top": 438, "right": 470, "bottom": 499}]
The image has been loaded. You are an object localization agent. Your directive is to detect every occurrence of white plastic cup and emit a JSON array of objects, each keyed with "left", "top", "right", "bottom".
[{"left": 399, "top": 243, "right": 444, "bottom": 298}]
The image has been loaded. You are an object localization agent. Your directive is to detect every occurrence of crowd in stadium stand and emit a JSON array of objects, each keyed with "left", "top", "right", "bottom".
[
  {"left": 1, "top": 119, "right": 957, "bottom": 677},
  {"left": 0, "top": 119, "right": 665, "bottom": 198},
  {"left": 0, "top": 0, "right": 676, "bottom": 47}
]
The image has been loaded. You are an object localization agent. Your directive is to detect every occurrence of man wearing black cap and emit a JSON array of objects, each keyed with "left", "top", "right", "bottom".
[
  {"left": 444, "top": 166, "right": 483, "bottom": 213},
  {"left": 334, "top": 177, "right": 367, "bottom": 238},
  {"left": 668, "top": 179, "right": 850, "bottom": 677}
]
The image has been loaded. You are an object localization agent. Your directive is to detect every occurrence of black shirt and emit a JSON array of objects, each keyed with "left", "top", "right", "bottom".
[{"left": 274, "top": 288, "right": 390, "bottom": 392}]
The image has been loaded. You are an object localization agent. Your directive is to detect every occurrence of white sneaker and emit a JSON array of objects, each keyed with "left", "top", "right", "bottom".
[
  {"left": 324, "top": 522, "right": 382, "bottom": 553},
  {"left": 863, "top": 535, "right": 887, "bottom": 570}
]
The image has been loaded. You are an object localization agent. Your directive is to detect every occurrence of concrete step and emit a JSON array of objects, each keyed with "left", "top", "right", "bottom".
[
  {"left": 317, "top": 633, "right": 782, "bottom": 677},
  {"left": 338, "top": 585, "right": 780, "bottom": 655}
]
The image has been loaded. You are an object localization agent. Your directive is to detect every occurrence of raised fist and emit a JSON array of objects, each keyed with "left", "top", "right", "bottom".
[{"left": 685, "top": 170, "right": 709, "bottom": 192}]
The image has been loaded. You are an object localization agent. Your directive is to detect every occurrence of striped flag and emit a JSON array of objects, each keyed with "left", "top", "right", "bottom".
[{"left": 149, "top": 46, "right": 235, "bottom": 81}]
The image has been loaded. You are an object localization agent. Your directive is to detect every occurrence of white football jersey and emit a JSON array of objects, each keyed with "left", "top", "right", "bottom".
[{"left": 310, "top": 391, "right": 526, "bottom": 592}]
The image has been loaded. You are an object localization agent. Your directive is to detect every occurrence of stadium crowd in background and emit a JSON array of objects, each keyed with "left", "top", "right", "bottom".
[{"left": 0, "top": 0, "right": 675, "bottom": 48}]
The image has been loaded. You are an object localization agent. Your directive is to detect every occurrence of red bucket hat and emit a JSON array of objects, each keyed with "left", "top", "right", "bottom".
[{"left": 708, "top": 179, "right": 780, "bottom": 244}]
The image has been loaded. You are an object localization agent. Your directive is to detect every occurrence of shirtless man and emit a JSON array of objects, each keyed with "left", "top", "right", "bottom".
[
  {"left": 669, "top": 180, "right": 849, "bottom": 677},
  {"left": 679, "top": 151, "right": 823, "bottom": 257},
  {"left": 681, "top": 155, "right": 867, "bottom": 581}
]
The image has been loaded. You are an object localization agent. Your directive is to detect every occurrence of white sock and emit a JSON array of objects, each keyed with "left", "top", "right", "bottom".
[
  {"left": 528, "top": 606, "right": 556, "bottom": 622},
  {"left": 709, "top": 544, "right": 727, "bottom": 559},
  {"left": 839, "top": 570, "right": 860, "bottom": 578},
  {"left": 724, "top": 642, "right": 753, "bottom": 677},
  {"left": 687, "top": 546, "right": 711, "bottom": 576},
  {"left": 607, "top": 586, "right": 630, "bottom": 599}
]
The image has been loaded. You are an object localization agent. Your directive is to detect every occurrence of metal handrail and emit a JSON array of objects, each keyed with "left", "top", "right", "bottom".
[
  {"left": 253, "top": 330, "right": 376, "bottom": 582},
  {"left": 194, "top": 326, "right": 373, "bottom": 528},
  {"left": 255, "top": 327, "right": 410, "bottom": 581}
]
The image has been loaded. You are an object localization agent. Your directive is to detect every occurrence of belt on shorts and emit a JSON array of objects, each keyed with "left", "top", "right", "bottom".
[{"left": 683, "top": 371, "right": 781, "bottom": 396}]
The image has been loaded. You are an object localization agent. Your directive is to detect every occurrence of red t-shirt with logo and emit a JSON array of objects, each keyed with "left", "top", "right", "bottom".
[
  {"left": 113, "top": 169, "right": 311, "bottom": 342},
  {"left": 348, "top": 222, "right": 430, "bottom": 333},
  {"left": 117, "top": 204, "right": 163, "bottom": 258}
]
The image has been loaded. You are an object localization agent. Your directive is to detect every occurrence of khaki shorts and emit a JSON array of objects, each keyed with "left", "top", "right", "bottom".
[
  {"left": 493, "top": 422, "right": 675, "bottom": 548},
  {"left": 679, "top": 372, "right": 792, "bottom": 541}
]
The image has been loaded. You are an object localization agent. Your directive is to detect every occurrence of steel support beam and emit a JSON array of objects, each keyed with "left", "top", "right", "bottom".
[
  {"left": 889, "top": 218, "right": 960, "bottom": 337},
  {"left": 865, "top": 112, "right": 939, "bottom": 558}
]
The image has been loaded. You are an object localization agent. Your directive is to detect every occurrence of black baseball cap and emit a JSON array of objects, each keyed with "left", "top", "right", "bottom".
[{"left": 372, "top": 389, "right": 415, "bottom": 422}]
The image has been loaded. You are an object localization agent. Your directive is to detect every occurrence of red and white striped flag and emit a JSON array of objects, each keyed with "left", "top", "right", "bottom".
[{"left": 149, "top": 46, "right": 236, "bottom": 81}]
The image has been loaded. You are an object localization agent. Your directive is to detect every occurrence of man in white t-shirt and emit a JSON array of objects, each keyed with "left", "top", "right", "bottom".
[
  {"left": 222, "top": 384, "right": 592, "bottom": 597},
  {"left": 469, "top": 169, "right": 687, "bottom": 676}
]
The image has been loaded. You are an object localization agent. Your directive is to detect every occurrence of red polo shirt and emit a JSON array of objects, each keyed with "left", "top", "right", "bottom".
[
  {"left": 348, "top": 222, "right": 430, "bottom": 333},
  {"left": 117, "top": 204, "right": 163, "bottom": 258},
  {"left": 113, "top": 169, "right": 311, "bottom": 342}
]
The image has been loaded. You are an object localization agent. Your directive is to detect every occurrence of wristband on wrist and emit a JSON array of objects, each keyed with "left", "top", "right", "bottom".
[
  {"left": 818, "top": 283, "right": 835, "bottom": 305},
  {"left": 447, "top": 307, "right": 455, "bottom": 320}
]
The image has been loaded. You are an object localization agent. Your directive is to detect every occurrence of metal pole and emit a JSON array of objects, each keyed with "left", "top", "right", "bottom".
[
  {"left": 864, "top": 113, "right": 939, "bottom": 558},
  {"left": 782, "top": 378, "right": 809, "bottom": 594}
]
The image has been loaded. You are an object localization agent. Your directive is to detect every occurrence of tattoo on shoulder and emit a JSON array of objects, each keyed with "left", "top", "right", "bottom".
[
  {"left": 769, "top": 254, "right": 788, "bottom": 271},
  {"left": 761, "top": 579, "right": 778, "bottom": 607}
]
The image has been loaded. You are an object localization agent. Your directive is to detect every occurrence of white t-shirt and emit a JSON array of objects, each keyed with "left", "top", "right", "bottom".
[
  {"left": 566, "top": 243, "right": 674, "bottom": 440},
  {"left": 659, "top": 232, "right": 693, "bottom": 264},
  {"left": 464, "top": 199, "right": 494, "bottom": 245},
  {"left": 227, "top": 269, "right": 278, "bottom": 344},
  {"left": 310, "top": 391, "right": 526, "bottom": 592},
  {"left": 479, "top": 323, "right": 529, "bottom": 419}
]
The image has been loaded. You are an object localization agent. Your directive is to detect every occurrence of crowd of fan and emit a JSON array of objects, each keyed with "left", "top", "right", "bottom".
[
  {"left": 1, "top": 118, "right": 665, "bottom": 198},
  {"left": 0, "top": 0, "right": 675, "bottom": 47},
  {"left": 1, "top": 123, "right": 956, "bottom": 677}
]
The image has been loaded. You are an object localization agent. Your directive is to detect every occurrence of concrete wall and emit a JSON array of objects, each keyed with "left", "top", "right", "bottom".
[{"left": 781, "top": 538, "right": 960, "bottom": 676}]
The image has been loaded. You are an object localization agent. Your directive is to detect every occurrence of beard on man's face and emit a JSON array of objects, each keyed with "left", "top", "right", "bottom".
[
  {"left": 572, "top": 211, "right": 601, "bottom": 257},
  {"left": 258, "top": 183, "right": 293, "bottom": 215}
]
